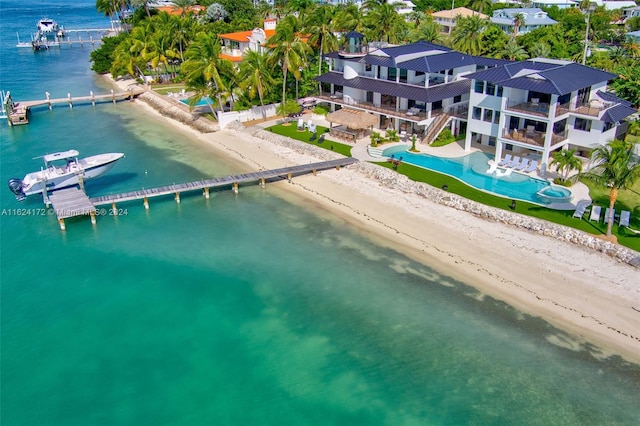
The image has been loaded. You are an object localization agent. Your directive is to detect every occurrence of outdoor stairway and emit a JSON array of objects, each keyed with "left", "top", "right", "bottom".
[
  {"left": 422, "top": 113, "right": 451, "bottom": 145},
  {"left": 367, "top": 146, "right": 385, "bottom": 158}
]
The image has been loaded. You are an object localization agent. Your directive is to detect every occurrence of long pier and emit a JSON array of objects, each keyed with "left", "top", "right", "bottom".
[
  {"left": 48, "top": 158, "right": 359, "bottom": 230},
  {"left": 3, "top": 88, "right": 145, "bottom": 125}
]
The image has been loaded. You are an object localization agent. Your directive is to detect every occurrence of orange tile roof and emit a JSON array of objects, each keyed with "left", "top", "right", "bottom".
[
  {"left": 156, "top": 5, "right": 204, "bottom": 16},
  {"left": 219, "top": 29, "right": 276, "bottom": 42},
  {"left": 219, "top": 53, "right": 243, "bottom": 62}
]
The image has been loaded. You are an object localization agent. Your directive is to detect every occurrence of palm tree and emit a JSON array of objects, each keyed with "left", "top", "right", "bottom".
[
  {"left": 512, "top": 13, "right": 525, "bottom": 38},
  {"left": 467, "top": 0, "right": 492, "bottom": 15},
  {"left": 334, "top": 3, "right": 366, "bottom": 33},
  {"left": 131, "top": 0, "right": 152, "bottom": 18},
  {"left": 550, "top": 148, "right": 583, "bottom": 184},
  {"left": 238, "top": 51, "right": 276, "bottom": 120},
  {"left": 182, "top": 31, "right": 233, "bottom": 117},
  {"left": 529, "top": 42, "right": 551, "bottom": 58},
  {"left": 304, "top": 5, "right": 339, "bottom": 88},
  {"left": 96, "top": 0, "right": 129, "bottom": 23},
  {"left": 411, "top": 18, "right": 443, "bottom": 44},
  {"left": 583, "top": 139, "right": 640, "bottom": 237},
  {"left": 500, "top": 39, "right": 529, "bottom": 60},
  {"left": 451, "top": 15, "right": 486, "bottom": 55},
  {"left": 267, "top": 15, "right": 311, "bottom": 119},
  {"left": 172, "top": 0, "right": 195, "bottom": 17},
  {"left": 364, "top": 2, "right": 407, "bottom": 44}
]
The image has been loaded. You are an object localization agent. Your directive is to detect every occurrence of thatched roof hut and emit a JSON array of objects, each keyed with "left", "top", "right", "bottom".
[{"left": 326, "top": 108, "right": 377, "bottom": 129}]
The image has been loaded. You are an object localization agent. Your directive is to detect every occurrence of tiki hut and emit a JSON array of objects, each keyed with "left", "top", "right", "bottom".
[{"left": 326, "top": 108, "right": 377, "bottom": 142}]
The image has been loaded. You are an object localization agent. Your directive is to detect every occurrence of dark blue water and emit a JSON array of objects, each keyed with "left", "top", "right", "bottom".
[{"left": 2, "top": 2, "right": 640, "bottom": 425}]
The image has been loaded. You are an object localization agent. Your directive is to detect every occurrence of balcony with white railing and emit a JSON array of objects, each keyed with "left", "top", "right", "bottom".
[
  {"left": 316, "top": 91, "right": 429, "bottom": 121},
  {"left": 555, "top": 100, "right": 607, "bottom": 118},
  {"left": 221, "top": 47, "right": 242, "bottom": 58},
  {"left": 505, "top": 99, "right": 551, "bottom": 118},
  {"left": 501, "top": 127, "right": 568, "bottom": 147}
]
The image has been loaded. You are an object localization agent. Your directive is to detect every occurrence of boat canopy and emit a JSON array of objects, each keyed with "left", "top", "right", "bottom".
[{"left": 43, "top": 150, "right": 80, "bottom": 163}]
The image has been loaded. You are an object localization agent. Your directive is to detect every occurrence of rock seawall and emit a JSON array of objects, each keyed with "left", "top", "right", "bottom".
[
  {"left": 250, "top": 128, "right": 640, "bottom": 268},
  {"left": 138, "top": 91, "right": 219, "bottom": 133}
]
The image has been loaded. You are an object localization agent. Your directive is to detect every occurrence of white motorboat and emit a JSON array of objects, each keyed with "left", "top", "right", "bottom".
[
  {"left": 36, "top": 17, "right": 66, "bottom": 39},
  {"left": 8, "top": 150, "right": 124, "bottom": 201}
]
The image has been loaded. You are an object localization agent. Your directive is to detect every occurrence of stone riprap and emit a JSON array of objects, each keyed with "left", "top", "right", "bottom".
[
  {"left": 138, "top": 91, "right": 219, "bottom": 133},
  {"left": 250, "top": 128, "right": 640, "bottom": 268}
]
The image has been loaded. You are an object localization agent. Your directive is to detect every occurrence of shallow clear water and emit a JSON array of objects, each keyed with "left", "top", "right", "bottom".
[
  {"left": 2, "top": 2, "right": 640, "bottom": 425},
  {"left": 382, "top": 146, "right": 556, "bottom": 204}
]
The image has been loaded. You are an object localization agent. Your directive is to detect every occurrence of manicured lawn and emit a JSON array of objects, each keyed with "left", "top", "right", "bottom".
[
  {"left": 152, "top": 84, "right": 186, "bottom": 95},
  {"left": 266, "top": 124, "right": 353, "bottom": 157},
  {"left": 381, "top": 161, "right": 640, "bottom": 252}
]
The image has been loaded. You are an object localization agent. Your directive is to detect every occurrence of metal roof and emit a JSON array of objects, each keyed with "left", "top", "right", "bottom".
[
  {"left": 464, "top": 60, "right": 616, "bottom": 95},
  {"left": 315, "top": 72, "right": 471, "bottom": 103},
  {"left": 400, "top": 52, "right": 476, "bottom": 73},
  {"left": 601, "top": 104, "right": 637, "bottom": 123},
  {"left": 596, "top": 90, "right": 633, "bottom": 107}
]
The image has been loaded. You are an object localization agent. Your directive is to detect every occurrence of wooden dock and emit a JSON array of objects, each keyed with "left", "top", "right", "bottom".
[
  {"left": 3, "top": 88, "right": 145, "bottom": 125},
  {"left": 48, "top": 158, "right": 359, "bottom": 230}
]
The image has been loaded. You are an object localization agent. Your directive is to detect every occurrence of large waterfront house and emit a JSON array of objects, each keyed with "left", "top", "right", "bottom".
[
  {"left": 490, "top": 8, "right": 558, "bottom": 36},
  {"left": 431, "top": 7, "right": 488, "bottom": 35},
  {"left": 315, "top": 34, "right": 636, "bottom": 172},
  {"left": 218, "top": 20, "right": 277, "bottom": 63}
]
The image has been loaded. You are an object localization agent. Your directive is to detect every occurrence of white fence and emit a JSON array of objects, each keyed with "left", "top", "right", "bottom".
[{"left": 217, "top": 103, "right": 279, "bottom": 129}]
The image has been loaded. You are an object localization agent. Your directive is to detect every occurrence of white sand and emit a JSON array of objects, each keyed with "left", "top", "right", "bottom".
[{"left": 111, "top": 78, "right": 640, "bottom": 364}]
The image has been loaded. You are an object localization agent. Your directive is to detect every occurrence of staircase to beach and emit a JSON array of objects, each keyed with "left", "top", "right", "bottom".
[
  {"left": 367, "top": 146, "right": 385, "bottom": 158},
  {"left": 422, "top": 113, "right": 451, "bottom": 145}
]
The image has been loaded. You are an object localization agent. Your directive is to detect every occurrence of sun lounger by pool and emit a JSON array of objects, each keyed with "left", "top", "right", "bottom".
[
  {"left": 604, "top": 208, "right": 615, "bottom": 224},
  {"left": 498, "top": 154, "right": 512, "bottom": 166},
  {"left": 515, "top": 158, "right": 530, "bottom": 171},
  {"left": 297, "top": 118, "right": 304, "bottom": 130},
  {"left": 523, "top": 160, "right": 538, "bottom": 173},
  {"left": 589, "top": 205, "right": 602, "bottom": 222},
  {"left": 572, "top": 200, "right": 591, "bottom": 218},
  {"left": 619, "top": 210, "right": 630, "bottom": 227},
  {"left": 507, "top": 156, "right": 521, "bottom": 168}
]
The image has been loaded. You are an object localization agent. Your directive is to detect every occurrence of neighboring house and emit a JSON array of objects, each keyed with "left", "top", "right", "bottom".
[
  {"left": 153, "top": 4, "right": 206, "bottom": 15},
  {"left": 591, "top": 0, "right": 638, "bottom": 11},
  {"left": 464, "top": 58, "right": 636, "bottom": 168},
  {"left": 626, "top": 29, "right": 640, "bottom": 42},
  {"left": 530, "top": 0, "right": 578, "bottom": 9},
  {"left": 432, "top": 7, "right": 488, "bottom": 35},
  {"left": 316, "top": 33, "right": 509, "bottom": 142},
  {"left": 490, "top": 8, "right": 558, "bottom": 36},
  {"left": 218, "top": 20, "right": 277, "bottom": 63},
  {"left": 622, "top": 6, "right": 640, "bottom": 21}
]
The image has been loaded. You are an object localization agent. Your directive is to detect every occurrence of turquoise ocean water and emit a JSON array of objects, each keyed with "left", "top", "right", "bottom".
[{"left": 1, "top": 2, "right": 639, "bottom": 424}]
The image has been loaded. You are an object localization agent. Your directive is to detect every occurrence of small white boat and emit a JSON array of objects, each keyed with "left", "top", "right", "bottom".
[
  {"left": 37, "top": 18, "right": 59, "bottom": 33},
  {"left": 8, "top": 150, "right": 124, "bottom": 201}
]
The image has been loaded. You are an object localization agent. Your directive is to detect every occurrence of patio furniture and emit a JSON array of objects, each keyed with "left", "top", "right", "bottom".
[
  {"left": 309, "top": 132, "right": 317, "bottom": 142},
  {"left": 515, "top": 158, "right": 530, "bottom": 171},
  {"left": 507, "top": 156, "right": 521, "bottom": 168},
  {"left": 604, "top": 208, "right": 615, "bottom": 224},
  {"left": 523, "top": 160, "right": 538, "bottom": 173},
  {"left": 297, "top": 118, "right": 304, "bottom": 130},
  {"left": 589, "top": 205, "right": 602, "bottom": 222},
  {"left": 619, "top": 210, "right": 631, "bottom": 227},
  {"left": 498, "top": 154, "right": 512, "bottom": 167},
  {"left": 525, "top": 125, "right": 535, "bottom": 138},
  {"left": 318, "top": 134, "right": 325, "bottom": 144},
  {"left": 572, "top": 201, "right": 591, "bottom": 219}
]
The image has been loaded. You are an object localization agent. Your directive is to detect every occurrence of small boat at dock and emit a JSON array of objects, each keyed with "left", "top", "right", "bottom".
[{"left": 7, "top": 150, "right": 124, "bottom": 201}]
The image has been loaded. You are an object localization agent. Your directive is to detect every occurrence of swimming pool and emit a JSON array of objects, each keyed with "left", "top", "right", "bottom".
[
  {"left": 382, "top": 146, "right": 570, "bottom": 205},
  {"left": 179, "top": 96, "right": 212, "bottom": 107}
]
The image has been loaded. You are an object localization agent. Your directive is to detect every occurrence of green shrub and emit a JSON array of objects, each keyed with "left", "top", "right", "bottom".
[
  {"left": 313, "top": 105, "right": 329, "bottom": 116},
  {"left": 431, "top": 129, "right": 455, "bottom": 147}
]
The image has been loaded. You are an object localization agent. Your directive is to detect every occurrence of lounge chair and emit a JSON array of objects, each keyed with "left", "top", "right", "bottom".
[
  {"left": 498, "top": 154, "right": 512, "bottom": 167},
  {"left": 604, "top": 208, "right": 615, "bottom": 224},
  {"left": 619, "top": 210, "right": 631, "bottom": 227},
  {"left": 572, "top": 200, "right": 591, "bottom": 218},
  {"left": 589, "top": 205, "right": 602, "bottom": 222},
  {"left": 318, "top": 134, "right": 325, "bottom": 144},
  {"left": 515, "top": 158, "right": 530, "bottom": 171},
  {"left": 507, "top": 156, "right": 521, "bottom": 168},
  {"left": 309, "top": 132, "right": 317, "bottom": 142},
  {"left": 297, "top": 118, "right": 304, "bottom": 130},
  {"left": 523, "top": 160, "right": 538, "bottom": 173}
]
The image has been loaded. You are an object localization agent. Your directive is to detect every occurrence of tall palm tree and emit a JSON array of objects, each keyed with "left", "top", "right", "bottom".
[
  {"left": 468, "top": 0, "right": 492, "bottom": 15},
  {"left": 583, "top": 139, "right": 640, "bottom": 237},
  {"left": 411, "top": 18, "right": 443, "bottom": 44},
  {"left": 500, "top": 39, "right": 529, "bottom": 60},
  {"left": 131, "top": 0, "right": 152, "bottom": 18},
  {"left": 172, "top": 0, "right": 195, "bottom": 17},
  {"left": 364, "top": 1, "right": 407, "bottom": 43},
  {"left": 182, "top": 31, "right": 232, "bottom": 116},
  {"left": 512, "top": 13, "right": 525, "bottom": 38},
  {"left": 238, "top": 51, "right": 276, "bottom": 119},
  {"left": 550, "top": 148, "right": 583, "bottom": 183},
  {"left": 112, "top": 36, "right": 146, "bottom": 79},
  {"left": 96, "top": 0, "right": 129, "bottom": 23},
  {"left": 267, "top": 15, "right": 311, "bottom": 119},
  {"left": 451, "top": 15, "right": 485, "bottom": 55},
  {"left": 334, "top": 3, "right": 366, "bottom": 33},
  {"left": 304, "top": 5, "right": 339, "bottom": 88}
]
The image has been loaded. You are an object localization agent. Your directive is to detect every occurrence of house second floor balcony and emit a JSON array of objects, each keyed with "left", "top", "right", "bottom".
[
  {"left": 555, "top": 100, "right": 606, "bottom": 118},
  {"left": 501, "top": 127, "right": 568, "bottom": 147},
  {"left": 316, "top": 91, "right": 429, "bottom": 121},
  {"left": 221, "top": 46, "right": 242, "bottom": 58},
  {"left": 505, "top": 99, "right": 551, "bottom": 118}
]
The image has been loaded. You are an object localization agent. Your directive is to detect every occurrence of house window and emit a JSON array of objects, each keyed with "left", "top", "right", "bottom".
[
  {"left": 483, "top": 109, "right": 493, "bottom": 122},
  {"left": 505, "top": 143, "right": 513, "bottom": 151},
  {"left": 488, "top": 137, "right": 496, "bottom": 147},
  {"left": 454, "top": 95, "right": 462, "bottom": 103},
  {"left": 574, "top": 118, "right": 592, "bottom": 132},
  {"left": 497, "top": 86, "right": 503, "bottom": 97},
  {"left": 365, "top": 64, "right": 372, "bottom": 72},
  {"left": 486, "top": 82, "right": 496, "bottom": 96},
  {"left": 602, "top": 121, "right": 614, "bottom": 132},
  {"left": 474, "top": 81, "right": 484, "bottom": 93},
  {"left": 473, "top": 107, "right": 482, "bottom": 120},
  {"left": 494, "top": 111, "right": 501, "bottom": 124}
]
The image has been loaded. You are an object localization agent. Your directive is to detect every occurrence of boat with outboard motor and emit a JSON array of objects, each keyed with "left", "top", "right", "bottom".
[
  {"left": 37, "top": 17, "right": 65, "bottom": 37},
  {"left": 7, "top": 150, "right": 124, "bottom": 201}
]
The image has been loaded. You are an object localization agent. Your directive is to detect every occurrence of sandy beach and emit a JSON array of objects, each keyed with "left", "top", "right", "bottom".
[{"left": 111, "top": 78, "right": 640, "bottom": 364}]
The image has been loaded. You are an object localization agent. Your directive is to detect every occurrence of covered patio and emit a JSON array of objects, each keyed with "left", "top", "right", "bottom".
[{"left": 326, "top": 108, "right": 377, "bottom": 143}]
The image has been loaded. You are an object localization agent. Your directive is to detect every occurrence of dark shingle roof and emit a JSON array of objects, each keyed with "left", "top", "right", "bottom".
[
  {"left": 464, "top": 60, "right": 616, "bottom": 95},
  {"left": 315, "top": 71, "right": 470, "bottom": 103}
]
